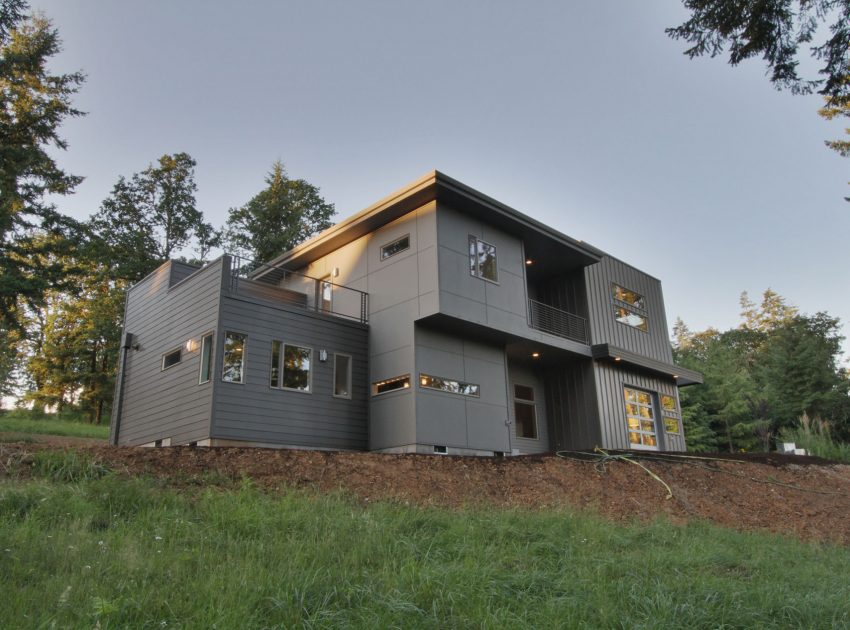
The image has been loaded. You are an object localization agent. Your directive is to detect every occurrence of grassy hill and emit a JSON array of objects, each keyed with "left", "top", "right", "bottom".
[{"left": 1, "top": 450, "right": 849, "bottom": 628}]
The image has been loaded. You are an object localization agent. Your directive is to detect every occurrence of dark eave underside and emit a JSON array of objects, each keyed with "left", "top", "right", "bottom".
[{"left": 591, "top": 343, "right": 703, "bottom": 386}]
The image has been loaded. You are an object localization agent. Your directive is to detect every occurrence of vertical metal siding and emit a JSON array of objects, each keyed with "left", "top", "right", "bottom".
[
  {"left": 592, "top": 362, "right": 686, "bottom": 452},
  {"left": 584, "top": 257, "right": 674, "bottom": 364},
  {"left": 543, "top": 359, "right": 601, "bottom": 451}
]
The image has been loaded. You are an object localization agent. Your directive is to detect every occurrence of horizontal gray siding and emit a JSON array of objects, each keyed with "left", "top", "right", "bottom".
[
  {"left": 544, "top": 359, "right": 601, "bottom": 451},
  {"left": 585, "top": 256, "right": 673, "bottom": 364},
  {"left": 170, "top": 260, "right": 202, "bottom": 286},
  {"left": 113, "top": 259, "right": 223, "bottom": 445},
  {"left": 593, "top": 362, "right": 686, "bottom": 452},
  {"left": 212, "top": 294, "right": 369, "bottom": 450}
]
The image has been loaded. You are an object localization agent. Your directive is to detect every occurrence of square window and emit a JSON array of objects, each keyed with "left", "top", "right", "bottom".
[
  {"left": 661, "top": 395, "right": 678, "bottom": 412},
  {"left": 664, "top": 416, "right": 681, "bottom": 434}
]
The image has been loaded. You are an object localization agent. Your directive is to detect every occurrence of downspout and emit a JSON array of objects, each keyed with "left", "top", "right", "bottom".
[{"left": 110, "top": 290, "right": 132, "bottom": 446}]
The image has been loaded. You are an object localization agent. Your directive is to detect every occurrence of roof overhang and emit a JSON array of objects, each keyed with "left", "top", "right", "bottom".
[
  {"left": 591, "top": 343, "right": 703, "bottom": 386},
  {"left": 253, "top": 170, "right": 603, "bottom": 280}
]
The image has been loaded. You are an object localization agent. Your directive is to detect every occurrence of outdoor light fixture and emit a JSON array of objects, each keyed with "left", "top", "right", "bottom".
[
  {"left": 525, "top": 259, "right": 533, "bottom": 265},
  {"left": 532, "top": 352, "right": 540, "bottom": 358},
  {"left": 614, "top": 357, "right": 622, "bottom": 362},
  {"left": 185, "top": 338, "right": 200, "bottom": 353},
  {"left": 319, "top": 349, "right": 328, "bottom": 362}
]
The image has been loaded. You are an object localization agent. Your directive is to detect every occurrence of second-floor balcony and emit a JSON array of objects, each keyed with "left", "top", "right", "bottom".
[
  {"left": 528, "top": 299, "right": 588, "bottom": 345},
  {"left": 229, "top": 255, "right": 369, "bottom": 324}
]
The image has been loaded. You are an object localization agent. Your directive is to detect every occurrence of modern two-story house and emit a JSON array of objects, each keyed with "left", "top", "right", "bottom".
[{"left": 109, "top": 171, "right": 701, "bottom": 455}]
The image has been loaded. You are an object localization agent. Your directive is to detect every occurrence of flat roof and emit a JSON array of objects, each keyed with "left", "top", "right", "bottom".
[{"left": 253, "top": 170, "right": 604, "bottom": 280}]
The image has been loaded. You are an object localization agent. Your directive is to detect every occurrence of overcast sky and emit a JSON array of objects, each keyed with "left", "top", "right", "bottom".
[{"left": 31, "top": 1, "right": 850, "bottom": 360}]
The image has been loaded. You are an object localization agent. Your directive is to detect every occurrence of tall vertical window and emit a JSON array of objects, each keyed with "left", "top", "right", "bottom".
[
  {"left": 468, "top": 235, "right": 498, "bottom": 282},
  {"left": 624, "top": 387, "right": 658, "bottom": 449},
  {"left": 282, "top": 344, "right": 312, "bottom": 392},
  {"left": 513, "top": 384, "right": 538, "bottom": 439},
  {"left": 270, "top": 340, "right": 282, "bottom": 388},
  {"left": 334, "top": 353, "right": 352, "bottom": 398},
  {"left": 222, "top": 332, "right": 246, "bottom": 383},
  {"left": 198, "top": 333, "right": 213, "bottom": 384}
]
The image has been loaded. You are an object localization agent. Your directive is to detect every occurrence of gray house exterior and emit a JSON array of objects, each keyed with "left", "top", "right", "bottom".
[{"left": 110, "top": 171, "right": 701, "bottom": 455}]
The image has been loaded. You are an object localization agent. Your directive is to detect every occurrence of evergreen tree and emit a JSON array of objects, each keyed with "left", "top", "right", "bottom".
[
  {"left": 224, "top": 161, "right": 334, "bottom": 265},
  {"left": 0, "top": 0, "right": 85, "bottom": 329}
]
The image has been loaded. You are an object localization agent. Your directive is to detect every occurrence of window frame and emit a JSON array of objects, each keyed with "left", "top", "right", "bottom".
[
  {"left": 418, "top": 373, "right": 480, "bottom": 398},
  {"left": 333, "top": 353, "right": 353, "bottom": 399},
  {"left": 380, "top": 234, "right": 411, "bottom": 261},
  {"left": 661, "top": 393, "right": 682, "bottom": 435},
  {"left": 468, "top": 235, "right": 499, "bottom": 284},
  {"left": 280, "top": 343, "right": 313, "bottom": 394},
  {"left": 161, "top": 347, "right": 182, "bottom": 371},
  {"left": 221, "top": 331, "right": 247, "bottom": 384},
  {"left": 198, "top": 332, "right": 213, "bottom": 384},
  {"left": 513, "top": 383, "right": 538, "bottom": 440},
  {"left": 611, "top": 282, "right": 649, "bottom": 333},
  {"left": 372, "top": 374, "right": 411, "bottom": 396},
  {"left": 623, "top": 386, "right": 659, "bottom": 450}
]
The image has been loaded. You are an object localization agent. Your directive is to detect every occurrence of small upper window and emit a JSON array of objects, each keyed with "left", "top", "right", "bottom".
[
  {"left": 660, "top": 394, "right": 678, "bottom": 412},
  {"left": 222, "top": 332, "right": 246, "bottom": 383},
  {"left": 663, "top": 416, "right": 681, "bottom": 434},
  {"left": 612, "top": 283, "right": 646, "bottom": 310},
  {"left": 468, "top": 235, "right": 498, "bottom": 282},
  {"left": 162, "top": 348, "right": 182, "bottom": 370},
  {"left": 381, "top": 235, "right": 410, "bottom": 260}
]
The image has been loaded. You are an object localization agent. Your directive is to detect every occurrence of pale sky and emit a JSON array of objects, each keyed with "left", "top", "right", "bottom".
[{"left": 31, "top": 1, "right": 850, "bottom": 361}]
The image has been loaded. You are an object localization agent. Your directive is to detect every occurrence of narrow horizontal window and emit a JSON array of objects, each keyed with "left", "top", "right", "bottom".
[
  {"left": 419, "top": 373, "right": 480, "bottom": 397},
  {"left": 282, "top": 344, "right": 312, "bottom": 393},
  {"left": 222, "top": 332, "right": 246, "bottom": 383},
  {"left": 334, "top": 354, "right": 352, "bottom": 398},
  {"left": 372, "top": 374, "right": 410, "bottom": 395},
  {"left": 198, "top": 334, "right": 213, "bottom": 384},
  {"left": 381, "top": 234, "right": 410, "bottom": 260},
  {"left": 613, "top": 305, "right": 648, "bottom": 332},
  {"left": 468, "top": 235, "right": 498, "bottom": 282},
  {"left": 612, "top": 283, "right": 646, "bottom": 310},
  {"left": 162, "top": 348, "right": 182, "bottom": 370},
  {"left": 663, "top": 416, "right": 681, "bottom": 434}
]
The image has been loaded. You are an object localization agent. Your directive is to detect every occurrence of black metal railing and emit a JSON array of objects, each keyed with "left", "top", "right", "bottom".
[
  {"left": 229, "top": 255, "right": 369, "bottom": 324},
  {"left": 528, "top": 299, "right": 588, "bottom": 344}
]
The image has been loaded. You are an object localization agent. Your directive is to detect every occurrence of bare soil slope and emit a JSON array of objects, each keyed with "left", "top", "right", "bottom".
[{"left": 3, "top": 443, "right": 849, "bottom": 545}]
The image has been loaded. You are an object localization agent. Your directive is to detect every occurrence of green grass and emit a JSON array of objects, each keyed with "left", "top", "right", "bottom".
[
  {"left": 0, "top": 410, "right": 109, "bottom": 440},
  {"left": 781, "top": 424, "right": 850, "bottom": 464},
  {"left": 1, "top": 472, "right": 849, "bottom": 628}
]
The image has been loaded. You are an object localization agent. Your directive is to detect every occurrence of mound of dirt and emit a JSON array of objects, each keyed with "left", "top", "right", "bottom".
[{"left": 3, "top": 443, "right": 849, "bottom": 545}]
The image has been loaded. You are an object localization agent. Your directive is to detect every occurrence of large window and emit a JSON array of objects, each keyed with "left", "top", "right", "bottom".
[
  {"left": 372, "top": 374, "right": 410, "bottom": 395},
  {"left": 334, "top": 353, "right": 352, "bottom": 398},
  {"left": 468, "top": 235, "right": 498, "bottom": 282},
  {"left": 381, "top": 234, "right": 410, "bottom": 260},
  {"left": 514, "top": 384, "right": 538, "bottom": 439},
  {"left": 419, "top": 373, "right": 480, "bottom": 397},
  {"left": 611, "top": 283, "right": 648, "bottom": 332},
  {"left": 624, "top": 387, "right": 658, "bottom": 449},
  {"left": 282, "top": 344, "right": 312, "bottom": 392},
  {"left": 222, "top": 332, "right": 245, "bottom": 383},
  {"left": 198, "top": 333, "right": 213, "bottom": 384}
]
